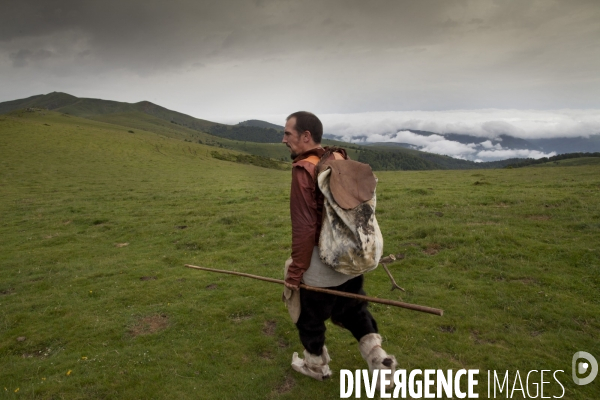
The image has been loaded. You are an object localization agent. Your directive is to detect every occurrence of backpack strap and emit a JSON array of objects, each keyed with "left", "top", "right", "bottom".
[
  {"left": 303, "top": 152, "right": 343, "bottom": 166},
  {"left": 303, "top": 155, "right": 321, "bottom": 166}
]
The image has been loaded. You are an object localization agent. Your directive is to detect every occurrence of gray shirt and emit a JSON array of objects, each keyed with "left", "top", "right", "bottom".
[{"left": 301, "top": 246, "right": 358, "bottom": 287}]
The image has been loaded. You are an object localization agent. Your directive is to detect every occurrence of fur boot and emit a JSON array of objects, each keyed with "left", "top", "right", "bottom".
[
  {"left": 291, "top": 346, "right": 332, "bottom": 381},
  {"left": 359, "top": 333, "right": 397, "bottom": 391}
]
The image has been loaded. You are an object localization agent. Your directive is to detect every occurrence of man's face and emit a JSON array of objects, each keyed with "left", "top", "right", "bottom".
[{"left": 282, "top": 117, "right": 305, "bottom": 159}]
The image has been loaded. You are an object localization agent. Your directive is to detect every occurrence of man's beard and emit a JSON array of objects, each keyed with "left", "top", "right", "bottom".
[{"left": 289, "top": 152, "right": 298, "bottom": 160}]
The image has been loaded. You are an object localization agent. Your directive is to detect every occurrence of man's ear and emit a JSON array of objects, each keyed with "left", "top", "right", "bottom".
[{"left": 302, "top": 131, "right": 312, "bottom": 143}]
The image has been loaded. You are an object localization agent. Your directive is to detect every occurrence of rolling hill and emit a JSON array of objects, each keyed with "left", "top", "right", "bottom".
[
  {"left": 237, "top": 119, "right": 284, "bottom": 131},
  {"left": 5, "top": 92, "right": 596, "bottom": 171}
]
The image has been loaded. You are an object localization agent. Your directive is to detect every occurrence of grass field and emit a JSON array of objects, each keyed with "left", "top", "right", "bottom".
[{"left": 1, "top": 110, "right": 599, "bottom": 399}]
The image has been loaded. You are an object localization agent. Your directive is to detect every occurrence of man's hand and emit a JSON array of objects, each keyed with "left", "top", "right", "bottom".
[{"left": 284, "top": 281, "right": 299, "bottom": 291}]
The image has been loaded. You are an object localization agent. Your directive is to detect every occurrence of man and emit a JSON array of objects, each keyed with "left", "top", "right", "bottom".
[{"left": 282, "top": 111, "right": 396, "bottom": 383}]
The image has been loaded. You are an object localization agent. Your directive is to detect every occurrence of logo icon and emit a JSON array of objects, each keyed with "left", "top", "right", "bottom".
[{"left": 572, "top": 351, "right": 598, "bottom": 385}]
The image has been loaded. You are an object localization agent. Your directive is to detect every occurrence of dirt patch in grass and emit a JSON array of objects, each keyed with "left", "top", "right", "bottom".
[
  {"left": 470, "top": 330, "right": 497, "bottom": 345},
  {"left": 260, "top": 351, "right": 275, "bottom": 360},
  {"left": 263, "top": 320, "right": 277, "bottom": 336},
  {"left": 22, "top": 347, "right": 52, "bottom": 358},
  {"left": 115, "top": 242, "right": 129, "bottom": 248},
  {"left": 440, "top": 325, "right": 456, "bottom": 333},
  {"left": 129, "top": 314, "right": 169, "bottom": 337},
  {"left": 228, "top": 311, "right": 253, "bottom": 322},
  {"left": 423, "top": 243, "right": 441, "bottom": 255},
  {"left": 140, "top": 276, "right": 157, "bottom": 281},
  {"left": 205, "top": 283, "right": 218, "bottom": 290},
  {"left": 466, "top": 222, "right": 499, "bottom": 226},
  {"left": 494, "top": 203, "right": 510, "bottom": 208},
  {"left": 271, "top": 375, "right": 295, "bottom": 396},
  {"left": 278, "top": 339, "right": 289, "bottom": 348},
  {"left": 1, "top": 288, "right": 15, "bottom": 295}
]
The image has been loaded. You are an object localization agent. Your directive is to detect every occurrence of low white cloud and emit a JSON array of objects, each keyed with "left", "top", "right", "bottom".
[
  {"left": 476, "top": 149, "right": 556, "bottom": 161},
  {"left": 480, "top": 140, "right": 501, "bottom": 149},
  {"left": 362, "top": 130, "right": 479, "bottom": 157},
  {"left": 352, "top": 128, "right": 558, "bottom": 161},
  {"left": 316, "top": 109, "right": 600, "bottom": 140},
  {"left": 316, "top": 109, "right": 593, "bottom": 161}
]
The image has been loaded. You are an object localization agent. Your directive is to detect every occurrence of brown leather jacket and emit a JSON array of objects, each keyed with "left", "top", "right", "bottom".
[{"left": 286, "top": 147, "right": 348, "bottom": 286}]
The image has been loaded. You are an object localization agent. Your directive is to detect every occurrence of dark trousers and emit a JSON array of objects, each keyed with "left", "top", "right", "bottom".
[{"left": 295, "top": 275, "right": 378, "bottom": 356}]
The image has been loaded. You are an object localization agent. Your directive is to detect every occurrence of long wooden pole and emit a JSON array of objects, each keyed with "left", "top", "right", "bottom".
[{"left": 184, "top": 264, "right": 443, "bottom": 316}]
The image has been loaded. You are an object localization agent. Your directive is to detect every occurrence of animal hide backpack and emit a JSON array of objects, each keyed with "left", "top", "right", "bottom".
[{"left": 305, "top": 149, "right": 383, "bottom": 275}]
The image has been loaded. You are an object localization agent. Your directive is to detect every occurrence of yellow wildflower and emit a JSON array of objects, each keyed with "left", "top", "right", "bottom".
[
  {"left": 66, "top": 370, "right": 72, "bottom": 376},
  {"left": 15, "top": 388, "right": 20, "bottom": 393}
]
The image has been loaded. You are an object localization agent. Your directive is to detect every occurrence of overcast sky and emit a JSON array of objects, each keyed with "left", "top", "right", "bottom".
[{"left": 2, "top": 0, "right": 599, "bottom": 150}]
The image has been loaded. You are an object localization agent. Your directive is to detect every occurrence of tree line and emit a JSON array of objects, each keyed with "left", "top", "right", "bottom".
[{"left": 505, "top": 152, "right": 600, "bottom": 168}]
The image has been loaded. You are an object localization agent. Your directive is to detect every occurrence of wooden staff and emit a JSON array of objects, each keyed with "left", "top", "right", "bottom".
[{"left": 184, "top": 264, "right": 443, "bottom": 316}]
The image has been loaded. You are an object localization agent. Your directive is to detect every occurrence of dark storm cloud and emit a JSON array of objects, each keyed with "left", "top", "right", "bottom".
[
  {"left": 1, "top": 0, "right": 599, "bottom": 114},
  {"left": 1, "top": 0, "right": 232, "bottom": 71},
  {"left": 9, "top": 48, "right": 54, "bottom": 67},
  {"left": 1, "top": 1, "right": 393, "bottom": 65},
  {"left": 3, "top": 0, "right": 594, "bottom": 71}
]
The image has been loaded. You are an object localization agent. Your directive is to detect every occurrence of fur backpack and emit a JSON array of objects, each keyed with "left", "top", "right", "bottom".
[{"left": 305, "top": 149, "right": 383, "bottom": 275}]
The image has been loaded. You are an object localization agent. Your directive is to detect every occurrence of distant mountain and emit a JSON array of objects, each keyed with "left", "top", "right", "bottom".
[
  {"left": 0, "top": 92, "right": 79, "bottom": 114},
  {"left": 529, "top": 136, "right": 600, "bottom": 153},
  {"left": 361, "top": 130, "right": 541, "bottom": 151},
  {"left": 0, "top": 91, "right": 217, "bottom": 129},
  {"left": 0, "top": 92, "right": 289, "bottom": 143},
  {"left": 3, "top": 92, "right": 598, "bottom": 171},
  {"left": 346, "top": 128, "right": 600, "bottom": 155},
  {"left": 208, "top": 123, "right": 282, "bottom": 143},
  {"left": 237, "top": 119, "right": 284, "bottom": 131},
  {"left": 442, "top": 133, "right": 540, "bottom": 151}
]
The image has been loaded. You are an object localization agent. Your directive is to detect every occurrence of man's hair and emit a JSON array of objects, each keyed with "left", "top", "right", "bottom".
[{"left": 286, "top": 111, "right": 323, "bottom": 144}]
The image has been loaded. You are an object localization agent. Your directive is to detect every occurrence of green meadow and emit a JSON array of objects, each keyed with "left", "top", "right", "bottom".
[{"left": 1, "top": 110, "right": 599, "bottom": 399}]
